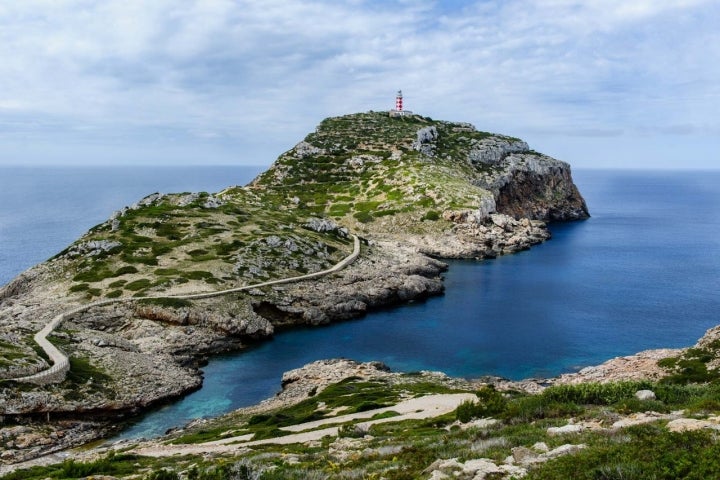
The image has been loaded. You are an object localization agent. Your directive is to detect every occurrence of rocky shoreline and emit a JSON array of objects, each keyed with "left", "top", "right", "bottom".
[{"left": 0, "top": 112, "right": 595, "bottom": 466}]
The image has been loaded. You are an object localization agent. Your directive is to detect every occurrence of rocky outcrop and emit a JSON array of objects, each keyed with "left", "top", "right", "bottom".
[
  {"left": 413, "top": 126, "right": 439, "bottom": 156},
  {"left": 467, "top": 136, "right": 528, "bottom": 166},
  {"left": 475, "top": 153, "right": 589, "bottom": 222}
]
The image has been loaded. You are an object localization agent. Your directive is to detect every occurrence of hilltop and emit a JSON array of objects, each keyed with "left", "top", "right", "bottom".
[
  {"left": 253, "top": 112, "right": 587, "bottom": 256},
  {"left": 0, "top": 111, "right": 590, "bottom": 465}
]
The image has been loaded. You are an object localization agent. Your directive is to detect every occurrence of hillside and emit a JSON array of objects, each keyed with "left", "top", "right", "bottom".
[{"left": 0, "top": 111, "right": 590, "bottom": 466}]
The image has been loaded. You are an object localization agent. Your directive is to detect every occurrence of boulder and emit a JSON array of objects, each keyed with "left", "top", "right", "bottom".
[{"left": 635, "top": 389, "right": 656, "bottom": 401}]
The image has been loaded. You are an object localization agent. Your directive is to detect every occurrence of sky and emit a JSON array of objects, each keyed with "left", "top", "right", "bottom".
[{"left": 0, "top": 0, "right": 718, "bottom": 169}]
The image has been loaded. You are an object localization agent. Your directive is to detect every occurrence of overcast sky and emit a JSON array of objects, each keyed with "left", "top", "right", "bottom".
[{"left": 0, "top": 0, "right": 718, "bottom": 169}]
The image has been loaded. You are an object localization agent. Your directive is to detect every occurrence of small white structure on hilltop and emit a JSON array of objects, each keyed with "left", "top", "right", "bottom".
[{"left": 389, "top": 90, "right": 413, "bottom": 117}]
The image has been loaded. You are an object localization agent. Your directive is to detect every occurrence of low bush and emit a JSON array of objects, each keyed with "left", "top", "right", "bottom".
[
  {"left": 125, "top": 279, "right": 152, "bottom": 291},
  {"left": 139, "top": 298, "right": 192, "bottom": 309},
  {"left": 114, "top": 265, "right": 139, "bottom": 276},
  {"left": 422, "top": 210, "right": 440, "bottom": 221},
  {"left": 525, "top": 425, "right": 720, "bottom": 479},
  {"left": 69, "top": 283, "right": 89, "bottom": 292}
]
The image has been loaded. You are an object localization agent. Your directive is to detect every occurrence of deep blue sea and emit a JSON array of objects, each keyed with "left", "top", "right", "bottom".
[{"left": 1, "top": 167, "right": 719, "bottom": 439}]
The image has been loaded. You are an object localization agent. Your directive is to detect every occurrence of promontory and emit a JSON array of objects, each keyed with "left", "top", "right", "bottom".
[{"left": 0, "top": 111, "right": 589, "bottom": 466}]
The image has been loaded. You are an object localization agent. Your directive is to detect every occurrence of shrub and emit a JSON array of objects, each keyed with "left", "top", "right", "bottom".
[
  {"left": 338, "top": 423, "right": 369, "bottom": 438},
  {"left": 423, "top": 210, "right": 440, "bottom": 221},
  {"left": 145, "top": 469, "right": 179, "bottom": 480},
  {"left": 456, "top": 399, "right": 483, "bottom": 423},
  {"left": 69, "top": 283, "right": 89, "bottom": 292},
  {"left": 542, "top": 382, "right": 651, "bottom": 406},
  {"left": 525, "top": 425, "right": 720, "bottom": 480},
  {"left": 354, "top": 211, "right": 373, "bottom": 223},
  {"left": 125, "top": 279, "right": 152, "bottom": 291},
  {"left": 475, "top": 385, "right": 508, "bottom": 416},
  {"left": 139, "top": 298, "right": 191, "bottom": 309},
  {"left": 503, "top": 395, "right": 582, "bottom": 423},
  {"left": 354, "top": 401, "right": 387, "bottom": 413},
  {"left": 114, "top": 265, "right": 139, "bottom": 276}
]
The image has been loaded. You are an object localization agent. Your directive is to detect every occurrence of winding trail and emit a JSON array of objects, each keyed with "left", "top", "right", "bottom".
[{"left": 14, "top": 235, "right": 361, "bottom": 385}]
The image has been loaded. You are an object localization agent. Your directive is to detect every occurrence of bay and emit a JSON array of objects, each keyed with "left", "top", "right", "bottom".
[{"left": 2, "top": 167, "right": 719, "bottom": 440}]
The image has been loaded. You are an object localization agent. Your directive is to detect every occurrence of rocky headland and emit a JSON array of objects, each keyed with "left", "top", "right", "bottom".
[{"left": 0, "top": 111, "right": 593, "bottom": 465}]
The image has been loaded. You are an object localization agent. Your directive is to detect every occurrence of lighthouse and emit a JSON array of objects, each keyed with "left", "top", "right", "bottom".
[{"left": 389, "top": 90, "right": 413, "bottom": 117}]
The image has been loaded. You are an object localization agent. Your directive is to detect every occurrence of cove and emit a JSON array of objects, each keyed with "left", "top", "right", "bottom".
[{"left": 114, "top": 170, "right": 720, "bottom": 440}]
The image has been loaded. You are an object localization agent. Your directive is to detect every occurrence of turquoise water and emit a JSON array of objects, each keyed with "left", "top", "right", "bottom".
[{"left": 2, "top": 167, "right": 719, "bottom": 440}]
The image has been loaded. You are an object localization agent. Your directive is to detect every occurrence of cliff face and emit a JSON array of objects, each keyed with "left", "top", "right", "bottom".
[{"left": 477, "top": 153, "right": 590, "bottom": 221}]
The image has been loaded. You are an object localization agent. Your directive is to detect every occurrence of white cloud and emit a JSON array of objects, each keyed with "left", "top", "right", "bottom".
[{"left": 0, "top": 0, "right": 718, "bottom": 168}]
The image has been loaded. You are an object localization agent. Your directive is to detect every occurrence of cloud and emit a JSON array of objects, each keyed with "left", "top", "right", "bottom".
[{"left": 0, "top": 0, "right": 718, "bottom": 167}]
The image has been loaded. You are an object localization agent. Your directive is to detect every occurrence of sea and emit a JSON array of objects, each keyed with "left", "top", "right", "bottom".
[{"left": 1, "top": 166, "right": 719, "bottom": 440}]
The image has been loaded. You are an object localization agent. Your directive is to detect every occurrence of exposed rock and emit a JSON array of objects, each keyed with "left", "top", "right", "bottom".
[
  {"left": 426, "top": 456, "right": 526, "bottom": 480},
  {"left": 177, "top": 193, "right": 200, "bottom": 206},
  {"left": 279, "top": 359, "right": 392, "bottom": 402},
  {"left": 635, "top": 389, "right": 656, "bottom": 401},
  {"left": 555, "top": 348, "right": 682, "bottom": 385},
  {"left": 475, "top": 153, "right": 589, "bottom": 221},
  {"left": 413, "top": 126, "right": 439, "bottom": 156},
  {"left": 328, "top": 436, "right": 368, "bottom": 462},
  {"left": 305, "top": 217, "right": 343, "bottom": 235},
  {"left": 66, "top": 240, "right": 122, "bottom": 258},
  {"left": 202, "top": 195, "right": 224, "bottom": 209},
  {"left": 611, "top": 412, "right": 677, "bottom": 429},
  {"left": 511, "top": 446, "right": 540, "bottom": 466},
  {"left": 667, "top": 417, "right": 720, "bottom": 433},
  {"left": 293, "top": 141, "right": 324, "bottom": 159},
  {"left": 547, "top": 423, "right": 584, "bottom": 436},
  {"left": 467, "top": 137, "right": 528, "bottom": 165},
  {"left": 543, "top": 443, "right": 586, "bottom": 459},
  {"left": 265, "top": 236, "right": 282, "bottom": 248}
]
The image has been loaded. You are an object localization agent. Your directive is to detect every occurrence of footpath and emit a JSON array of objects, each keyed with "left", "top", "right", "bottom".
[{"left": 14, "top": 235, "right": 361, "bottom": 385}]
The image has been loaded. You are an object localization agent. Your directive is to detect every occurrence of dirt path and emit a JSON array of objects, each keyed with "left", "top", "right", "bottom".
[
  {"left": 13, "top": 235, "right": 360, "bottom": 385},
  {"left": 132, "top": 393, "right": 476, "bottom": 457}
]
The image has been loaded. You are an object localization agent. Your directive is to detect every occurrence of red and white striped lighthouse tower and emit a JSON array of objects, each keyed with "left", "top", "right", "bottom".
[{"left": 395, "top": 90, "right": 403, "bottom": 112}]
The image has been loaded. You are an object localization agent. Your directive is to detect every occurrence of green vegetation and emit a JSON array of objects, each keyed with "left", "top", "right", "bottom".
[
  {"left": 138, "top": 297, "right": 192, "bottom": 309},
  {"left": 171, "top": 377, "right": 461, "bottom": 445},
  {"left": 658, "top": 341, "right": 720, "bottom": 384},
  {"left": 125, "top": 279, "right": 152, "bottom": 291},
  {"left": 59, "top": 355, "right": 114, "bottom": 401},
  {"left": 57, "top": 111, "right": 521, "bottom": 300},
  {"left": 7, "top": 374, "right": 720, "bottom": 480},
  {"left": 0, "top": 453, "right": 139, "bottom": 480},
  {"left": 525, "top": 426, "right": 720, "bottom": 480}
]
